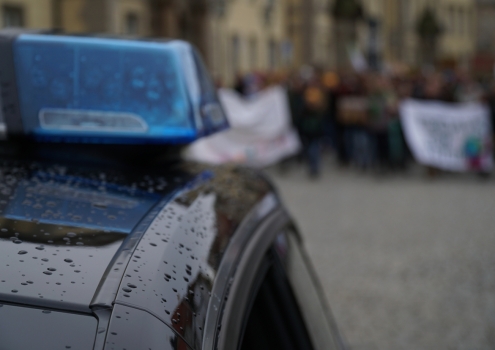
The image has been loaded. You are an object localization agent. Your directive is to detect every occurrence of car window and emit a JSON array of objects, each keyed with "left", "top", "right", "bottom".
[
  {"left": 0, "top": 303, "right": 97, "bottom": 349},
  {"left": 274, "top": 230, "right": 344, "bottom": 350},
  {"left": 238, "top": 248, "right": 314, "bottom": 350}
]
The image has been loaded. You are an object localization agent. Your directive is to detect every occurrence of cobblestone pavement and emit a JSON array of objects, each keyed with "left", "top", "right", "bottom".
[{"left": 266, "top": 158, "right": 495, "bottom": 350}]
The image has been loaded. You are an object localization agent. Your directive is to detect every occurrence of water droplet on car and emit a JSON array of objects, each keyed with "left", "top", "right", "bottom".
[
  {"left": 66, "top": 232, "right": 77, "bottom": 238},
  {"left": 47, "top": 268, "right": 56, "bottom": 272},
  {"left": 43, "top": 271, "right": 52, "bottom": 276},
  {"left": 35, "top": 246, "right": 44, "bottom": 250},
  {"left": 93, "top": 202, "right": 107, "bottom": 209},
  {"left": 64, "top": 259, "right": 73, "bottom": 263},
  {"left": 11, "top": 290, "right": 17, "bottom": 293},
  {"left": 18, "top": 250, "right": 27, "bottom": 255}
]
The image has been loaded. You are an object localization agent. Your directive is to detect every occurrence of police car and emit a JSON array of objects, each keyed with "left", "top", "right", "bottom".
[{"left": 0, "top": 29, "right": 346, "bottom": 350}]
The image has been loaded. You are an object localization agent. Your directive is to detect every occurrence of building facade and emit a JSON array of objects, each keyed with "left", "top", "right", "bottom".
[
  {"left": 381, "top": 0, "right": 477, "bottom": 67},
  {"left": 206, "top": 0, "right": 288, "bottom": 85},
  {"left": 0, "top": 0, "right": 53, "bottom": 29},
  {"left": 0, "top": 0, "right": 484, "bottom": 82}
]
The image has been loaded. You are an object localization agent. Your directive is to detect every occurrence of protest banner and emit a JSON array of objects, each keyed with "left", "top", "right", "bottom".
[
  {"left": 337, "top": 96, "right": 368, "bottom": 125},
  {"left": 184, "top": 86, "right": 301, "bottom": 167},
  {"left": 400, "top": 99, "right": 493, "bottom": 172}
]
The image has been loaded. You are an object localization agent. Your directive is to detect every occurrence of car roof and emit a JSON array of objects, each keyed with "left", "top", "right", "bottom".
[
  {"left": 0, "top": 161, "right": 190, "bottom": 313},
  {"left": 0, "top": 160, "right": 275, "bottom": 327}
]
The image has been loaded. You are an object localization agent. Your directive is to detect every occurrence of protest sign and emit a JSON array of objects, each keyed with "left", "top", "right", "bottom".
[
  {"left": 337, "top": 96, "right": 368, "bottom": 125},
  {"left": 400, "top": 99, "right": 493, "bottom": 172},
  {"left": 184, "top": 86, "right": 301, "bottom": 167}
]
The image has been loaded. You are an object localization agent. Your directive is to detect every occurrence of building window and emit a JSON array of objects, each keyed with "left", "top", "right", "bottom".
[
  {"left": 232, "top": 35, "right": 241, "bottom": 74},
  {"left": 249, "top": 37, "right": 258, "bottom": 70},
  {"left": 268, "top": 39, "right": 277, "bottom": 70},
  {"left": 2, "top": 5, "right": 24, "bottom": 28},
  {"left": 124, "top": 13, "right": 139, "bottom": 35}
]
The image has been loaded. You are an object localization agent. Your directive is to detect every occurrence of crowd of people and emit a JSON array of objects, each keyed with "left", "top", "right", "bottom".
[{"left": 231, "top": 67, "right": 495, "bottom": 178}]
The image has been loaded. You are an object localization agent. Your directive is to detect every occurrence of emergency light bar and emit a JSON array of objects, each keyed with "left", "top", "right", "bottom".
[{"left": 0, "top": 30, "right": 228, "bottom": 144}]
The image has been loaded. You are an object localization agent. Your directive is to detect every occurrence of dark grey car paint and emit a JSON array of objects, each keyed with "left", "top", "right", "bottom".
[{"left": 0, "top": 161, "right": 275, "bottom": 349}]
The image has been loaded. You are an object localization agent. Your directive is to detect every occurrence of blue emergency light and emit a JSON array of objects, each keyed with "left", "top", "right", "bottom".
[{"left": 0, "top": 30, "right": 228, "bottom": 144}]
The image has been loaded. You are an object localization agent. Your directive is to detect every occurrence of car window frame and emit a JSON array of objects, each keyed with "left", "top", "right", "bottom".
[
  {"left": 237, "top": 247, "right": 315, "bottom": 350},
  {"left": 214, "top": 207, "right": 290, "bottom": 349},
  {"left": 215, "top": 221, "right": 347, "bottom": 350}
]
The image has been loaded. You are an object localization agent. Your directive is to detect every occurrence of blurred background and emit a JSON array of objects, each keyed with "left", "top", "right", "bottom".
[
  {"left": 3, "top": 0, "right": 495, "bottom": 349},
  {"left": 2, "top": 0, "right": 494, "bottom": 84}
]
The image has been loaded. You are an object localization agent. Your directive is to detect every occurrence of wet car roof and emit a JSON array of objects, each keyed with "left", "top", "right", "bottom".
[
  {"left": 0, "top": 161, "right": 190, "bottom": 313},
  {"left": 0, "top": 159, "right": 274, "bottom": 328}
]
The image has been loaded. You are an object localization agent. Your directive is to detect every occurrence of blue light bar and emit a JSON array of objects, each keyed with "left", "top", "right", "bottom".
[{"left": 0, "top": 32, "right": 229, "bottom": 144}]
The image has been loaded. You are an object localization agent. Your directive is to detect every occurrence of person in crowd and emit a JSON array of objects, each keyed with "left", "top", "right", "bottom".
[
  {"left": 455, "top": 69, "right": 484, "bottom": 103},
  {"left": 321, "top": 71, "right": 340, "bottom": 151},
  {"left": 234, "top": 73, "right": 246, "bottom": 95},
  {"left": 367, "top": 74, "right": 396, "bottom": 170},
  {"left": 299, "top": 78, "right": 327, "bottom": 178}
]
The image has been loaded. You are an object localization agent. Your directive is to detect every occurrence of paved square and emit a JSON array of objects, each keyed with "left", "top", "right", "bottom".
[{"left": 268, "top": 159, "right": 495, "bottom": 350}]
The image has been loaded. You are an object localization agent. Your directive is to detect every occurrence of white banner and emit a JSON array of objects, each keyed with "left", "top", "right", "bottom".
[
  {"left": 400, "top": 99, "right": 493, "bottom": 172},
  {"left": 184, "top": 86, "right": 301, "bottom": 167}
]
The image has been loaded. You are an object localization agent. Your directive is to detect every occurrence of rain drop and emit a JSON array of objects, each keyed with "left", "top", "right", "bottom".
[
  {"left": 18, "top": 251, "right": 27, "bottom": 255},
  {"left": 64, "top": 259, "right": 73, "bottom": 263}
]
